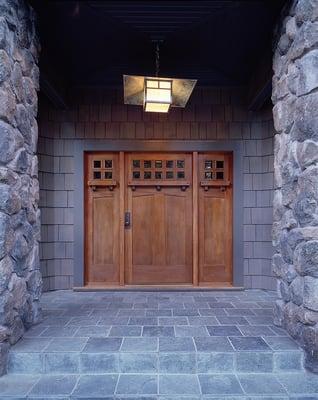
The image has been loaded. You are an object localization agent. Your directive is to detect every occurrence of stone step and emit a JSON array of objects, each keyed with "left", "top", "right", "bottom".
[{"left": 8, "top": 349, "right": 305, "bottom": 375}]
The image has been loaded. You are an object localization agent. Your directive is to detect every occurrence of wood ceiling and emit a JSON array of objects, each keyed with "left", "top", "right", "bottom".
[{"left": 31, "top": 1, "right": 286, "bottom": 89}]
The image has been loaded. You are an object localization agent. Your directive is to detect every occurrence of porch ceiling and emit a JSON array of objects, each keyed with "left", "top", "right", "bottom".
[{"left": 31, "top": 0, "right": 286, "bottom": 90}]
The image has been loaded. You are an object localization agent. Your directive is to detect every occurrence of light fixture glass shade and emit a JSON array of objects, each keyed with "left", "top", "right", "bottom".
[
  {"left": 123, "top": 75, "right": 197, "bottom": 112},
  {"left": 144, "top": 78, "right": 172, "bottom": 113}
]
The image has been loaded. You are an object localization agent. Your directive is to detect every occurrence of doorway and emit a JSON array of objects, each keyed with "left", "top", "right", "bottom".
[{"left": 84, "top": 151, "right": 232, "bottom": 287}]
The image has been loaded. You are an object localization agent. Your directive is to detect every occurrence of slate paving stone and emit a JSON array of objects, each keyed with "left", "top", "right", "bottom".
[
  {"left": 269, "top": 325, "right": 290, "bottom": 336},
  {"left": 120, "top": 337, "right": 158, "bottom": 352},
  {"left": 0, "top": 374, "right": 39, "bottom": 396},
  {"left": 246, "top": 316, "right": 274, "bottom": 325},
  {"left": 274, "top": 351, "right": 303, "bottom": 371},
  {"left": 74, "top": 325, "right": 111, "bottom": 337},
  {"left": 194, "top": 337, "right": 233, "bottom": 352},
  {"left": 209, "top": 302, "right": 234, "bottom": 308},
  {"left": 116, "top": 374, "right": 158, "bottom": 395},
  {"left": 159, "top": 317, "right": 188, "bottom": 325},
  {"left": 199, "top": 374, "right": 244, "bottom": 395},
  {"left": 197, "top": 352, "right": 234, "bottom": 372},
  {"left": 43, "top": 338, "right": 88, "bottom": 352},
  {"left": 236, "top": 352, "right": 273, "bottom": 372},
  {"left": 159, "top": 374, "right": 201, "bottom": 395},
  {"left": 72, "top": 374, "right": 118, "bottom": 397},
  {"left": 119, "top": 353, "right": 158, "bottom": 372},
  {"left": 83, "top": 338, "right": 123, "bottom": 352},
  {"left": 29, "top": 375, "right": 78, "bottom": 396},
  {"left": 129, "top": 317, "right": 158, "bottom": 325},
  {"left": 277, "top": 374, "right": 318, "bottom": 394},
  {"left": 238, "top": 374, "right": 287, "bottom": 395},
  {"left": 173, "top": 309, "right": 200, "bottom": 316},
  {"left": 10, "top": 338, "right": 52, "bottom": 352},
  {"left": 80, "top": 353, "right": 119, "bottom": 373},
  {"left": 187, "top": 316, "right": 219, "bottom": 325},
  {"left": 143, "top": 326, "right": 175, "bottom": 337},
  {"left": 146, "top": 309, "right": 172, "bottom": 317},
  {"left": 158, "top": 337, "right": 195, "bottom": 352},
  {"left": 207, "top": 325, "right": 242, "bottom": 336},
  {"left": 159, "top": 352, "right": 196, "bottom": 373},
  {"left": 264, "top": 336, "right": 300, "bottom": 350},
  {"left": 98, "top": 317, "right": 130, "bottom": 325},
  {"left": 8, "top": 353, "right": 43, "bottom": 374},
  {"left": 198, "top": 308, "right": 227, "bottom": 316},
  {"left": 44, "top": 352, "right": 80, "bottom": 373},
  {"left": 109, "top": 326, "right": 142, "bottom": 337},
  {"left": 225, "top": 308, "right": 256, "bottom": 316},
  {"left": 175, "top": 325, "right": 209, "bottom": 337},
  {"left": 238, "top": 325, "right": 276, "bottom": 337},
  {"left": 217, "top": 316, "right": 250, "bottom": 325},
  {"left": 229, "top": 336, "right": 270, "bottom": 351},
  {"left": 40, "top": 326, "right": 79, "bottom": 338}
]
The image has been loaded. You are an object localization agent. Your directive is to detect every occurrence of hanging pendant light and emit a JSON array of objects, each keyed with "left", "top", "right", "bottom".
[{"left": 123, "top": 42, "right": 196, "bottom": 113}]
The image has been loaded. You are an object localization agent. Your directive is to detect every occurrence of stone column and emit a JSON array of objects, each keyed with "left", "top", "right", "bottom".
[
  {"left": 272, "top": 0, "right": 318, "bottom": 372},
  {"left": 0, "top": 0, "right": 41, "bottom": 375}
]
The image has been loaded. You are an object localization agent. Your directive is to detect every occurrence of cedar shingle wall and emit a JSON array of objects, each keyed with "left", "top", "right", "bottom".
[{"left": 38, "top": 87, "right": 275, "bottom": 291}]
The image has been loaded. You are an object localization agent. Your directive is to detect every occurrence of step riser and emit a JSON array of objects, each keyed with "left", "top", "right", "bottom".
[{"left": 8, "top": 351, "right": 304, "bottom": 374}]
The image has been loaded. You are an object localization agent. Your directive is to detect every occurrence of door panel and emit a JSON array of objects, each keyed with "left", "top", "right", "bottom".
[
  {"left": 85, "top": 152, "right": 120, "bottom": 285},
  {"left": 125, "top": 153, "right": 193, "bottom": 285},
  {"left": 198, "top": 153, "right": 233, "bottom": 284}
]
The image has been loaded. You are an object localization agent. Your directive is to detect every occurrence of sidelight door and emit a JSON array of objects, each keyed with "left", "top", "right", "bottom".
[
  {"left": 125, "top": 153, "right": 193, "bottom": 285},
  {"left": 85, "top": 152, "right": 120, "bottom": 285},
  {"left": 198, "top": 153, "right": 233, "bottom": 284}
]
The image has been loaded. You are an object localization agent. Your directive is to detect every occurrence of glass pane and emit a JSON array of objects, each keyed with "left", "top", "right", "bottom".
[
  {"left": 144, "top": 160, "right": 152, "bottom": 168},
  {"left": 166, "top": 160, "right": 174, "bottom": 169},
  {"left": 155, "top": 171, "right": 162, "bottom": 179},
  {"left": 155, "top": 160, "right": 162, "bottom": 168},
  {"left": 216, "top": 160, "right": 224, "bottom": 169},
  {"left": 93, "top": 160, "right": 101, "bottom": 168},
  {"left": 105, "top": 171, "right": 112, "bottom": 179},
  {"left": 105, "top": 160, "right": 112, "bottom": 168},
  {"left": 144, "top": 171, "right": 151, "bottom": 179},
  {"left": 177, "top": 171, "right": 185, "bottom": 179},
  {"left": 133, "top": 171, "right": 140, "bottom": 179},
  {"left": 93, "top": 171, "right": 101, "bottom": 179},
  {"left": 205, "top": 160, "right": 212, "bottom": 169},
  {"left": 177, "top": 160, "right": 185, "bottom": 169},
  {"left": 205, "top": 172, "right": 212, "bottom": 180},
  {"left": 216, "top": 171, "right": 224, "bottom": 180},
  {"left": 166, "top": 171, "right": 173, "bottom": 179},
  {"left": 133, "top": 160, "right": 140, "bottom": 168}
]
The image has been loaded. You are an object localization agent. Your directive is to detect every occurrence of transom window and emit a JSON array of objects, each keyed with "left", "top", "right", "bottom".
[{"left": 131, "top": 159, "right": 186, "bottom": 180}]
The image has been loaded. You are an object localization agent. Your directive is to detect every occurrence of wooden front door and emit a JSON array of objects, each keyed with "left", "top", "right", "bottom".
[
  {"left": 125, "top": 153, "right": 193, "bottom": 285},
  {"left": 84, "top": 150, "right": 233, "bottom": 287}
]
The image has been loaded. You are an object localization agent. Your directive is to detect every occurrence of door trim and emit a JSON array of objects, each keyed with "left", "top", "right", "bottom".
[{"left": 74, "top": 140, "right": 244, "bottom": 288}]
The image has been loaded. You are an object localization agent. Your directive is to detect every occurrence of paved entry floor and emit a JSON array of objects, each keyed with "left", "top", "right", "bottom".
[{"left": 0, "top": 289, "right": 317, "bottom": 399}]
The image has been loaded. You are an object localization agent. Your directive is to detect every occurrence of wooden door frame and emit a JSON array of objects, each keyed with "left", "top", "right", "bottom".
[{"left": 74, "top": 140, "right": 244, "bottom": 288}]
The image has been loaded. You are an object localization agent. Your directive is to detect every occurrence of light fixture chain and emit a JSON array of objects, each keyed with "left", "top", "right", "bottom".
[{"left": 155, "top": 42, "right": 160, "bottom": 77}]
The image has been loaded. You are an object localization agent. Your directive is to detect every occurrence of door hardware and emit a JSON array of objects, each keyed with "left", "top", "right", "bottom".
[{"left": 124, "top": 212, "right": 131, "bottom": 228}]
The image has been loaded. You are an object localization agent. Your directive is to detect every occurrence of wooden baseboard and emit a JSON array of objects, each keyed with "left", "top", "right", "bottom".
[{"left": 73, "top": 284, "right": 244, "bottom": 292}]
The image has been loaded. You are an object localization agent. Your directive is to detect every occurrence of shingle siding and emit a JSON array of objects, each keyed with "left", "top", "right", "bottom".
[{"left": 38, "top": 86, "right": 275, "bottom": 291}]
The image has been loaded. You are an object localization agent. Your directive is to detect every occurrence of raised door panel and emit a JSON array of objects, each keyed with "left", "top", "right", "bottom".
[{"left": 85, "top": 152, "right": 120, "bottom": 285}]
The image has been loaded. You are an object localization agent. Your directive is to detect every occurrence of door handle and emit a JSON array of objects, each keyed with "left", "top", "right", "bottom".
[{"left": 124, "top": 212, "right": 131, "bottom": 228}]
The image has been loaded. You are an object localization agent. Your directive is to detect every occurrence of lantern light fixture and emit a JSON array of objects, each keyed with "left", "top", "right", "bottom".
[{"left": 123, "top": 42, "right": 196, "bottom": 113}]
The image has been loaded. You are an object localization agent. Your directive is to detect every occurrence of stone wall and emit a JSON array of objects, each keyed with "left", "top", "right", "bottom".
[
  {"left": 0, "top": 1, "right": 41, "bottom": 375},
  {"left": 272, "top": 0, "right": 318, "bottom": 372},
  {"left": 38, "top": 86, "right": 276, "bottom": 291}
]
